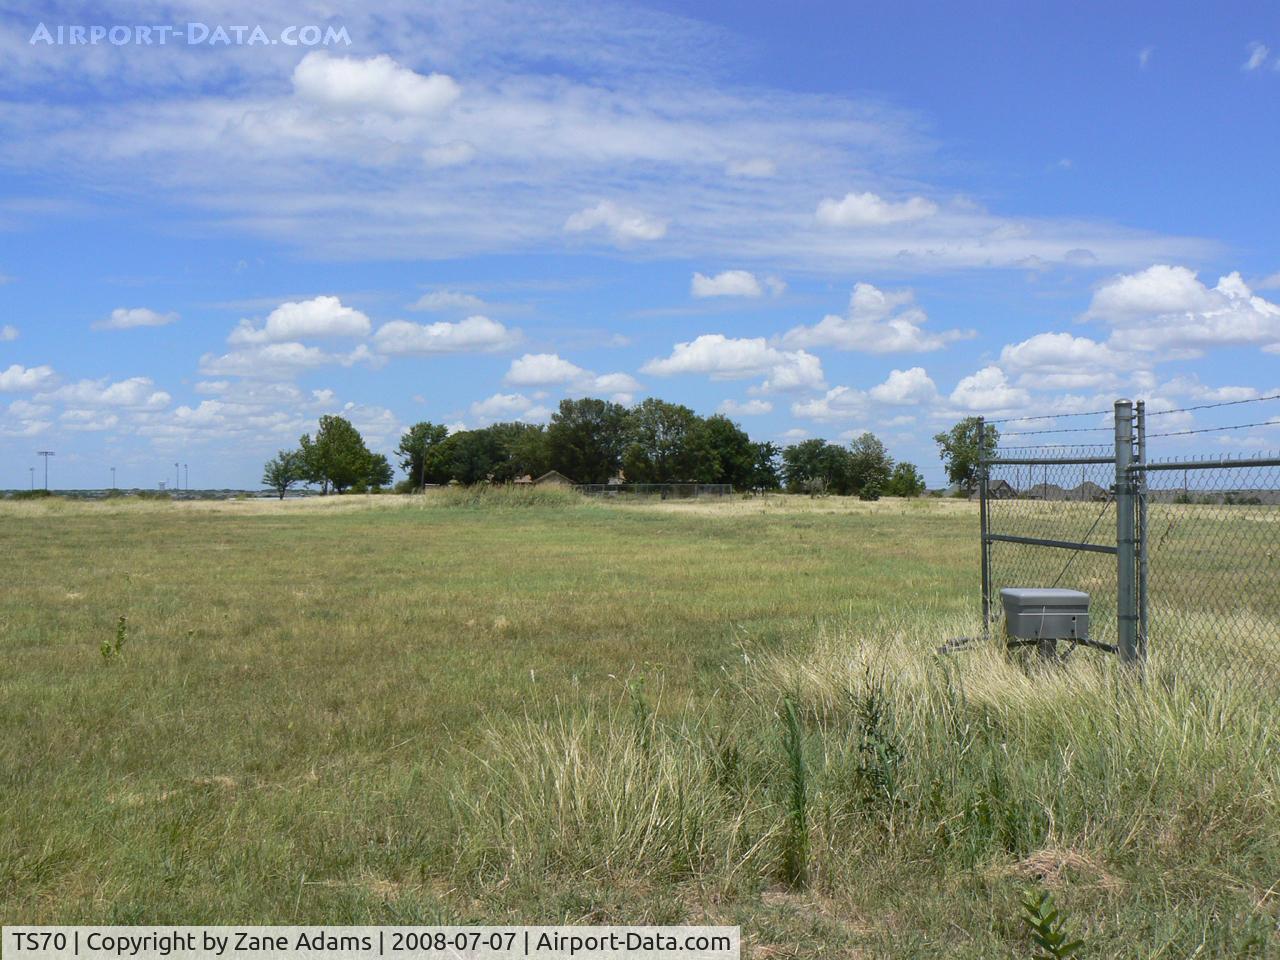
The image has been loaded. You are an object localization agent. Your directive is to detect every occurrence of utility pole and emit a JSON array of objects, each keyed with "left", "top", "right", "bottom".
[
  {"left": 184, "top": 463, "right": 188, "bottom": 491},
  {"left": 111, "top": 466, "right": 116, "bottom": 490},
  {"left": 175, "top": 462, "right": 180, "bottom": 492},
  {"left": 37, "top": 450, "right": 54, "bottom": 490}
]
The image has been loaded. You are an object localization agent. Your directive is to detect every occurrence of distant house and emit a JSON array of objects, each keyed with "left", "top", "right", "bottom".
[
  {"left": 533, "top": 470, "right": 575, "bottom": 487},
  {"left": 1071, "top": 480, "right": 1108, "bottom": 501},
  {"left": 513, "top": 474, "right": 534, "bottom": 485},
  {"left": 971, "top": 479, "right": 1017, "bottom": 500},
  {"left": 1027, "top": 482, "right": 1068, "bottom": 501},
  {"left": 987, "top": 479, "right": 1018, "bottom": 499}
]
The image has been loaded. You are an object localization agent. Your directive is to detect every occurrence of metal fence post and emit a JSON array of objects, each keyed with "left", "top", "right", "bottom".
[
  {"left": 1114, "top": 400, "right": 1139, "bottom": 665},
  {"left": 978, "top": 417, "right": 991, "bottom": 638},
  {"left": 1135, "top": 401, "right": 1149, "bottom": 661}
]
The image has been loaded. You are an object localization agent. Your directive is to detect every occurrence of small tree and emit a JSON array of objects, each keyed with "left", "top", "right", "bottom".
[
  {"left": 365, "top": 452, "right": 394, "bottom": 490},
  {"left": 396, "top": 421, "right": 450, "bottom": 489},
  {"left": 848, "top": 432, "right": 894, "bottom": 500},
  {"left": 934, "top": 417, "right": 1000, "bottom": 494},
  {"left": 262, "top": 449, "right": 304, "bottom": 500},
  {"left": 749, "top": 441, "right": 782, "bottom": 491},
  {"left": 299, "top": 415, "right": 377, "bottom": 494},
  {"left": 885, "top": 462, "right": 926, "bottom": 497},
  {"left": 782, "top": 438, "right": 853, "bottom": 495}
]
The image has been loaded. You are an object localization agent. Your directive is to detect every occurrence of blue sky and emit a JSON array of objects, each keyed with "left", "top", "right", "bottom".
[{"left": 2, "top": 1, "right": 1278, "bottom": 489}]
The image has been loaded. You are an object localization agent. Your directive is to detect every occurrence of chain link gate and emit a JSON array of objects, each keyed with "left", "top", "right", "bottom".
[{"left": 978, "top": 399, "right": 1280, "bottom": 687}]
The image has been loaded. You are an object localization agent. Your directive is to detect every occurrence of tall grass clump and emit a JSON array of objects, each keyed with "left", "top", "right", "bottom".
[
  {"left": 778, "top": 697, "right": 809, "bottom": 888},
  {"left": 751, "top": 620, "right": 1280, "bottom": 873},
  {"left": 423, "top": 485, "right": 587, "bottom": 510},
  {"left": 445, "top": 699, "right": 778, "bottom": 892},
  {"left": 442, "top": 609, "right": 1280, "bottom": 951}
]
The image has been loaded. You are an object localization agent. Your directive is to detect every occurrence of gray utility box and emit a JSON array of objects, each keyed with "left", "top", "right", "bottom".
[{"left": 1000, "top": 588, "right": 1090, "bottom": 641}]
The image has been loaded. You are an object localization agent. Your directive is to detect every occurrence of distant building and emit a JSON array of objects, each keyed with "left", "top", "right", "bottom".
[
  {"left": 533, "top": 470, "right": 575, "bottom": 487},
  {"left": 1027, "top": 482, "right": 1068, "bottom": 501},
  {"left": 1071, "top": 481, "right": 1108, "bottom": 501},
  {"left": 513, "top": 474, "right": 534, "bottom": 485},
  {"left": 987, "top": 479, "right": 1018, "bottom": 499}
]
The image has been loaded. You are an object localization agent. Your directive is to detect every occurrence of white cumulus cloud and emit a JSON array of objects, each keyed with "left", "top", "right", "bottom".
[
  {"left": 717, "top": 398, "right": 773, "bottom": 416},
  {"left": 0, "top": 324, "right": 17, "bottom": 341},
  {"left": 293, "top": 52, "right": 460, "bottom": 115},
  {"left": 565, "top": 200, "right": 667, "bottom": 244},
  {"left": 373, "top": 315, "right": 521, "bottom": 355},
  {"left": 0, "top": 363, "right": 57, "bottom": 392},
  {"left": 642, "top": 334, "right": 824, "bottom": 394},
  {"left": 504, "top": 352, "right": 640, "bottom": 401},
  {"left": 779, "top": 282, "right": 972, "bottom": 353},
  {"left": 506, "top": 352, "right": 588, "bottom": 386},
  {"left": 691, "top": 270, "right": 764, "bottom": 298},
  {"left": 816, "top": 191, "right": 938, "bottom": 227},
  {"left": 999, "top": 332, "right": 1130, "bottom": 390},
  {"left": 199, "top": 342, "right": 376, "bottom": 379},
  {"left": 229, "top": 295, "right": 371, "bottom": 345},
  {"left": 469, "top": 392, "right": 551, "bottom": 423},
  {"left": 791, "top": 385, "right": 867, "bottom": 422},
  {"left": 868, "top": 367, "right": 939, "bottom": 405},
  {"left": 949, "top": 366, "right": 1030, "bottom": 413},
  {"left": 41, "top": 376, "right": 170, "bottom": 410},
  {"left": 1085, "top": 265, "right": 1280, "bottom": 356}
]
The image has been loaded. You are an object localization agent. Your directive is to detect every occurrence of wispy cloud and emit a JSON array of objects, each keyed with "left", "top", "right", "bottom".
[{"left": 1243, "top": 41, "right": 1270, "bottom": 71}]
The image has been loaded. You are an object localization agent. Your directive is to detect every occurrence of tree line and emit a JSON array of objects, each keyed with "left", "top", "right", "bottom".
[{"left": 262, "top": 396, "right": 995, "bottom": 500}]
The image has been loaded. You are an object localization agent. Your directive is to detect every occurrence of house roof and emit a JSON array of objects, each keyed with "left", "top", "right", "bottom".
[{"left": 533, "top": 470, "right": 575, "bottom": 485}]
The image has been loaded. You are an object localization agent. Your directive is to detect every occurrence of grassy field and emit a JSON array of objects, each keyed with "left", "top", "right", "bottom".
[{"left": 2, "top": 491, "right": 1277, "bottom": 958}]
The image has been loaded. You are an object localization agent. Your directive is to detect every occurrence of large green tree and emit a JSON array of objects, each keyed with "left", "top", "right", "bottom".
[
  {"left": 702, "top": 414, "right": 757, "bottom": 489},
  {"left": 545, "top": 397, "right": 630, "bottom": 483},
  {"left": 261, "top": 449, "right": 304, "bottom": 500},
  {"left": 748, "top": 441, "right": 782, "bottom": 490},
  {"left": 885, "top": 461, "right": 926, "bottom": 497},
  {"left": 781, "top": 438, "right": 853, "bottom": 494},
  {"left": 934, "top": 417, "right": 1000, "bottom": 494},
  {"left": 622, "top": 399, "right": 719, "bottom": 483},
  {"left": 848, "top": 432, "right": 894, "bottom": 500},
  {"left": 396, "top": 422, "right": 450, "bottom": 488},
  {"left": 365, "top": 453, "right": 394, "bottom": 489},
  {"left": 299, "top": 415, "right": 377, "bottom": 494}
]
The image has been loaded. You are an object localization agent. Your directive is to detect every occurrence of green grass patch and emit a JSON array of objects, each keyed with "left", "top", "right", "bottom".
[{"left": 1, "top": 494, "right": 1276, "bottom": 958}]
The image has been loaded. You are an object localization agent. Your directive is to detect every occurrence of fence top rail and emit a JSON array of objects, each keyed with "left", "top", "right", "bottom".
[
  {"left": 986, "top": 456, "right": 1116, "bottom": 466},
  {"left": 1134, "top": 455, "right": 1280, "bottom": 472}
]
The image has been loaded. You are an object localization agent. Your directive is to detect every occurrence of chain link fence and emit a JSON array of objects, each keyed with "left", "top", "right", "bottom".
[
  {"left": 1141, "top": 456, "right": 1280, "bottom": 688},
  {"left": 979, "top": 401, "right": 1280, "bottom": 690}
]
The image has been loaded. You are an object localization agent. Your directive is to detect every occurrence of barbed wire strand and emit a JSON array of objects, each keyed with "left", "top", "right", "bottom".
[
  {"left": 1145, "top": 419, "right": 1280, "bottom": 440},
  {"left": 984, "top": 391, "right": 1280, "bottom": 430},
  {"left": 999, "top": 425, "right": 1115, "bottom": 437},
  {"left": 1145, "top": 392, "right": 1280, "bottom": 417},
  {"left": 983, "top": 408, "right": 1111, "bottom": 425}
]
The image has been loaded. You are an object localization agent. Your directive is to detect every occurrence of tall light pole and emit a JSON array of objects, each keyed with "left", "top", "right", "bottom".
[
  {"left": 37, "top": 450, "right": 54, "bottom": 490},
  {"left": 184, "top": 463, "right": 188, "bottom": 491},
  {"left": 29, "top": 466, "right": 34, "bottom": 490},
  {"left": 111, "top": 466, "right": 116, "bottom": 490},
  {"left": 175, "top": 462, "right": 180, "bottom": 491}
]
